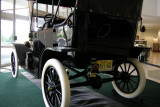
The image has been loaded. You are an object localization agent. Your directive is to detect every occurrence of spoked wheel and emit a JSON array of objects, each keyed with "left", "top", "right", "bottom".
[
  {"left": 41, "top": 59, "right": 70, "bottom": 107},
  {"left": 11, "top": 49, "right": 19, "bottom": 78},
  {"left": 112, "top": 58, "right": 146, "bottom": 98}
]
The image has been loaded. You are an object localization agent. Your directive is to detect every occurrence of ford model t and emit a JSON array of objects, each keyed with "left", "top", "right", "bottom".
[{"left": 11, "top": 0, "right": 146, "bottom": 106}]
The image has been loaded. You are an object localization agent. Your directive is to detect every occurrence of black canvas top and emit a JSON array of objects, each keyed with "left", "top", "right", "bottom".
[{"left": 78, "top": 0, "right": 143, "bottom": 19}]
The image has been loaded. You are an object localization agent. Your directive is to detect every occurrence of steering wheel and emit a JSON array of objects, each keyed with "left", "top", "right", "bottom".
[{"left": 44, "top": 14, "right": 53, "bottom": 22}]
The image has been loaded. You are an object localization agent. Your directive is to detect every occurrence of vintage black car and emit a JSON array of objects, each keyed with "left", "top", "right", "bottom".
[{"left": 11, "top": 0, "right": 146, "bottom": 106}]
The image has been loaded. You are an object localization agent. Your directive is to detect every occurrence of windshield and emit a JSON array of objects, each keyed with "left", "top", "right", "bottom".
[{"left": 29, "top": 1, "right": 74, "bottom": 32}]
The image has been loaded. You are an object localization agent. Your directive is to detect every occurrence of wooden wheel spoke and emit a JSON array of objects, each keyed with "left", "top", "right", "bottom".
[
  {"left": 122, "top": 82, "right": 126, "bottom": 90},
  {"left": 117, "top": 80, "right": 123, "bottom": 86},
  {"left": 129, "top": 69, "right": 136, "bottom": 75},
  {"left": 52, "top": 94, "right": 55, "bottom": 106},
  {"left": 124, "top": 63, "right": 126, "bottom": 72},
  {"left": 56, "top": 93, "right": 61, "bottom": 106},
  {"left": 128, "top": 81, "right": 134, "bottom": 90},
  {"left": 130, "top": 78, "right": 138, "bottom": 84},
  {"left": 48, "top": 92, "right": 53, "bottom": 104},
  {"left": 126, "top": 82, "right": 130, "bottom": 93},
  {"left": 45, "top": 81, "right": 51, "bottom": 86},
  {"left": 56, "top": 78, "right": 60, "bottom": 85},
  {"left": 56, "top": 89, "right": 62, "bottom": 96},
  {"left": 47, "top": 74, "right": 52, "bottom": 82},
  {"left": 54, "top": 71, "right": 58, "bottom": 82},
  {"left": 49, "top": 69, "right": 53, "bottom": 82},
  {"left": 127, "top": 63, "right": 131, "bottom": 73},
  {"left": 120, "top": 65, "right": 124, "bottom": 72}
]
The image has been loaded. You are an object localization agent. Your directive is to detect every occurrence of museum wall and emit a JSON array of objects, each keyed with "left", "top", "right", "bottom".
[
  {"left": 157, "top": 0, "right": 160, "bottom": 16},
  {"left": 142, "top": 0, "right": 158, "bottom": 16}
]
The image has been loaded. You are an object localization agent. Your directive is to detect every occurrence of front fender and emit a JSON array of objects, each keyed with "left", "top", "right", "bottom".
[
  {"left": 12, "top": 43, "right": 32, "bottom": 66},
  {"left": 38, "top": 48, "right": 67, "bottom": 78}
]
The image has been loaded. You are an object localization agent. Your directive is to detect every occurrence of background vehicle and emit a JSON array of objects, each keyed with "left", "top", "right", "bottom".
[{"left": 11, "top": 0, "right": 146, "bottom": 106}]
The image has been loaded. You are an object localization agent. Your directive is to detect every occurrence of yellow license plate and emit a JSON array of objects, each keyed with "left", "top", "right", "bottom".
[{"left": 97, "top": 60, "right": 113, "bottom": 72}]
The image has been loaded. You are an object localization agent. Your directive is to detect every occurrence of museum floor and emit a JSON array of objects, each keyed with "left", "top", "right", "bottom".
[
  {"left": 147, "top": 52, "right": 160, "bottom": 66},
  {"left": 143, "top": 52, "right": 160, "bottom": 83},
  {"left": 0, "top": 51, "right": 160, "bottom": 107}
]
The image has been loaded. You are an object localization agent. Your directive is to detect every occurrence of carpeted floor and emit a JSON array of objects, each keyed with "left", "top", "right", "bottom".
[
  {"left": 87, "top": 79, "right": 160, "bottom": 107},
  {"left": 1, "top": 69, "right": 160, "bottom": 107},
  {"left": 0, "top": 71, "right": 126, "bottom": 107},
  {"left": 148, "top": 70, "right": 160, "bottom": 81},
  {"left": 0, "top": 72, "right": 45, "bottom": 107},
  {"left": 70, "top": 71, "right": 160, "bottom": 107}
]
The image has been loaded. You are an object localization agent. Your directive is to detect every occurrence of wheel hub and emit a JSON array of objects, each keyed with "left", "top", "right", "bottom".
[
  {"left": 120, "top": 72, "right": 130, "bottom": 82},
  {"left": 48, "top": 87, "right": 54, "bottom": 91},
  {"left": 48, "top": 83, "right": 56, "bottom": 91}
]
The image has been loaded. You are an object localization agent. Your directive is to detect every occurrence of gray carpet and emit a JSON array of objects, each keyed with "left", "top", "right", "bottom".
[
  {"left": 148, "top": 70, "right": 160, "bottom": 80},
  {"left": 22, "top": 72, "right": 126, "bottom": 107}
]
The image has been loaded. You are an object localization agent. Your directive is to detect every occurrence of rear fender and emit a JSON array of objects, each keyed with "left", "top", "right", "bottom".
[{"left": 129, "top": 47, "right": 143, "bottom": 58}]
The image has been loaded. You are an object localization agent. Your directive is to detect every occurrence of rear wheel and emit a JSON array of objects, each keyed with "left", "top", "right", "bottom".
[
  {"left": 41, "top": 59, "right": 70, "bottom": 107},
  {"left": 112, "top": 58, "right": 146, "bottom": 98},
  {"left": 11, "top": 49, "right": 19, "bottom": 78}
]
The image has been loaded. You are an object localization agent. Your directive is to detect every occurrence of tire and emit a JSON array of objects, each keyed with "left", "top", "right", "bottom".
[
  {"left": 11, "top": 49, "right": 19, "bottom": 78},
  {"left": 41, "top": 59, "right": 70, "bottom": 107},
  {"left": 112, "top": 58, "right": 146, "bottom": 99}
]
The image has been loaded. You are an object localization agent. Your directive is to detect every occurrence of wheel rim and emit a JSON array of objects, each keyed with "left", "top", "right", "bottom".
[
  {"left": 44, "top": 66, "right": 62, "bottom": 107},
  {"left": 11, "top": 52, "right": 16, "bottom": 75},
  {"left": 115, "top": 61, "right": 140, "bottom": 94}
]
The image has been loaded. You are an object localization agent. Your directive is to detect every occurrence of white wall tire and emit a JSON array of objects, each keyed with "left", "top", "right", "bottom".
[
  {"left": 11, "top": 49, "right": 19, "bottom": 78},
  {"left": 112, "top": 58, "right": 146, "bottom": 99},
  {"left": 41, "top": 59, "right": 70, "bottom": 107}
]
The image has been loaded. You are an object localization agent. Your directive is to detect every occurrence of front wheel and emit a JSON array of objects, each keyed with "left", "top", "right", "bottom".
[
  {"left": 11, "top": 49, "right": 19, "bottom": 78},
  {"left": 41, "top": 59, "right": 70, "bottom": 107},
  {"left": 112, "top": 58, "right": 146, "bottom": 99}
]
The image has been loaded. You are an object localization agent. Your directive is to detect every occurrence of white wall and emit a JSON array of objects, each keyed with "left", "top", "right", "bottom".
[
  {"left": 142, "top": 0, "right": 160, "bottom": 16},
  {"left": 158, "top": 0, "right": 160, "bottom": 16},
  {"left": 142, "top": 0, "right": 158, "bottom": 16}
]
